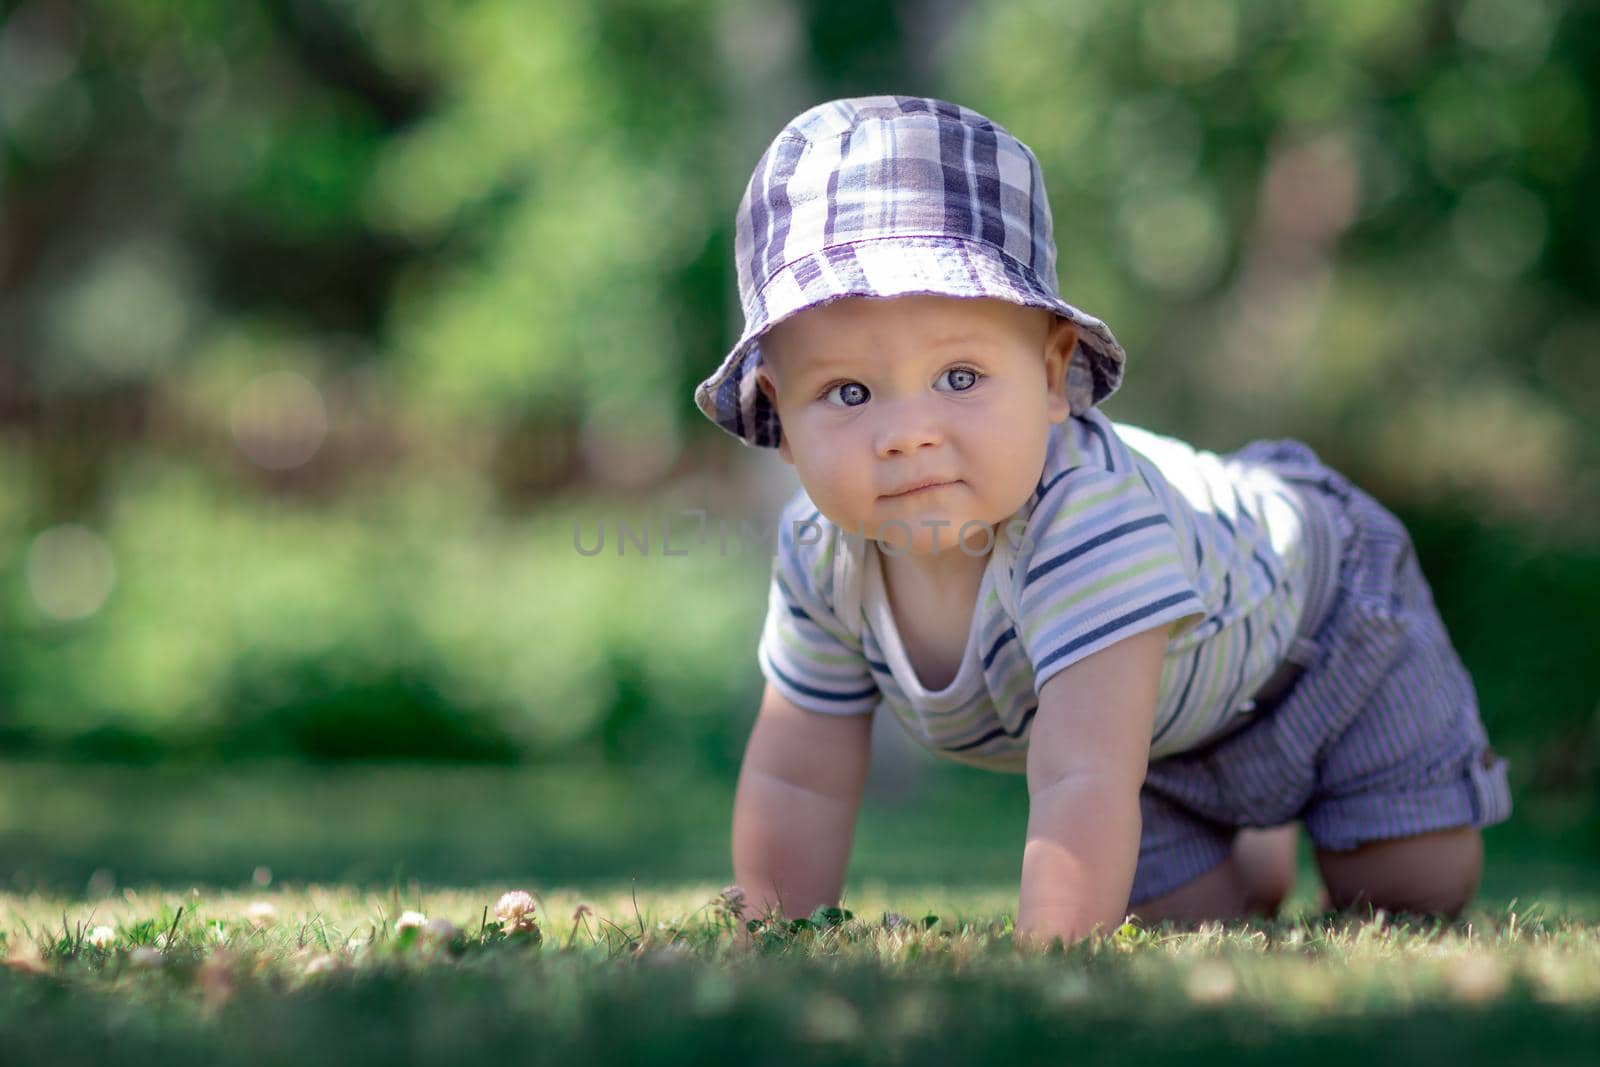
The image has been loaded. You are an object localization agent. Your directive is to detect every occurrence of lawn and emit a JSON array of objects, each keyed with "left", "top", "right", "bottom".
[
  {"left": 5, "top": 884, "right": 1600, "bottom": 1066},
  {"left": 3, "top": 761, "right": 1597, "bottom": 1065}
]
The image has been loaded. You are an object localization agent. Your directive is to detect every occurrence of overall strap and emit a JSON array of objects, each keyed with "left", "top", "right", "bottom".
[
  {"left": 1280, "top": 473, "right": 1347, "bottom": 670},
  {"left": 988, "top": 524, "right": 1023, "bottom": 625},
  {"left": 1220, "top": 438, "right": 1349, "bottom": 673},
  {"left": 830, "top": 527, "right": 867, "bottom": 643}
]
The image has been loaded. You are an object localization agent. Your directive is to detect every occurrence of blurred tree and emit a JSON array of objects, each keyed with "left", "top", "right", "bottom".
[
  {"left": 0, "top": 0, "right": 1592, "bottom": 794},
  {"left": 945, "top": 0, "right": 1597, "bottom": 537}
]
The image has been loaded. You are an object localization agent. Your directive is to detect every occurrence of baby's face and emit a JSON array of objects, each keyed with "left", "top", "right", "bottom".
[{"left": 755, "top": 294, "right": 1076, "bottom": 559}]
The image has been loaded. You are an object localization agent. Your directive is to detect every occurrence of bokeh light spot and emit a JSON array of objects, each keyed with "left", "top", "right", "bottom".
[
  {"left": 1451, "top": 178, "right": 1548, "bottom": 278},
  {"left": 0, "top": 1, "right": 85, "bottom": 92},
  {"left": 1105, "top": 93, "right": 1204, "bottom": 190},
  {"left": 1117, "top": 186, "right": 1229, "bottom": 295},
  {"left": 1, "top": 76, "right": 92, "bottom": 162},
  {"left": 231, "top": 371, "right": 329, "bottom": 470},
  {"left": 1456, "top": 0, "right": 1558, "bottom": 69},
  {"left": 26, "top": 523, "right": 116, "bottom": 622},
  {"left": 578, "top": 403, "right": 682, "bottom": 490},
  {"left": 1140, "top": 0, "right": 1238, "bottom": 82},
  {"left": 140, "top": 41, "right": 231, "bottom": 124},
  {"left": 43, "top": 239, "right": 194, "bottom": 389}
]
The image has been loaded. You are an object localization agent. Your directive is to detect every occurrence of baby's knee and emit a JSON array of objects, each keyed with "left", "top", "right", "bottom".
[
  {"left": 1316, "top": 826, "right": 1483, "bottom": 917},
  {"left": 1129, "top": 854, "right": 1253, "bottom": 926}
]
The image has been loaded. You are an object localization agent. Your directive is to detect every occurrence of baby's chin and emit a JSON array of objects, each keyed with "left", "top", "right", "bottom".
[
  {"left": 808, "top": 485, "right": 1029, "bottom": 555},
  {"left": 877, "top": 538, "right": 995, "bottom": 562},
  {"left": 827, "top": 512, "right": 1011, "bottom": 560}
]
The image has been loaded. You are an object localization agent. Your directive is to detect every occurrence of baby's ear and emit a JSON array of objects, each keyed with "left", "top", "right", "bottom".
[
  {"left": 755, "top": 363, "right": 778, "bottom": 405},
  {"left": 1043, "top": 317, "right": 1078, "bottom": 423},
  {"left": 754, "top": 365, "right": 794, "bottom": 463}
]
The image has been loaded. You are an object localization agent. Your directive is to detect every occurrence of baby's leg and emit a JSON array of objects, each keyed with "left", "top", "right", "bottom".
[
  {"left": 1314, "top": 826, "right": 1482, "bottom": 916},
  {"left": 1132, "top": 824, "right": 1298, "bottom": 924},
  {"left": 1234, "top": 824, "right": 1300, "bottom": 912},
  {"left": 1290, "top": 483, "right": 1508, "bottom": 917}
]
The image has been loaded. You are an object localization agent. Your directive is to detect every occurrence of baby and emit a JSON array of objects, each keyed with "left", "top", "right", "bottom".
[{"left": 693, "top": 96, "right": 1511, "bottom": 944}]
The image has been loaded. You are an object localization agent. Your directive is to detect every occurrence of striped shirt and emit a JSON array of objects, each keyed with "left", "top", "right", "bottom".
[{"left": 756, "top": 409, "right": 1334, "bottom": 771}]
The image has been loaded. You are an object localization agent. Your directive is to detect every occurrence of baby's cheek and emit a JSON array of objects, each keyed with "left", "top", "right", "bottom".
[
  {"left": 987, "top": 439, "right": 1050, "bottom": 512},
  {"left": 795, "top": 456, "right": 859, "bottom": 514}
]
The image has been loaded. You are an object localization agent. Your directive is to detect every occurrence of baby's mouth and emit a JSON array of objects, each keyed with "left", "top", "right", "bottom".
[{"left": 882, "top": 478, "right": 961, "bottom": 499}]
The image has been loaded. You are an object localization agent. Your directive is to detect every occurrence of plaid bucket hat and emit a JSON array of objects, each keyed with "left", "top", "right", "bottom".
[{"left": 693, "top": 95, "right": 1128, "bottom": 449}]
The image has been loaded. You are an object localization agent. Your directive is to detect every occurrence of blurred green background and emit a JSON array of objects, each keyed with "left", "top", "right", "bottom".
[{"left": 0, "top": 0, "right": 1596, "bottom": 894}]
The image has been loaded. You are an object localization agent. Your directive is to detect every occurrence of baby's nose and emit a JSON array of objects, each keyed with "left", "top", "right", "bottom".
[{"left": 873, "top": 399, "right": 944, "bottom": 456}]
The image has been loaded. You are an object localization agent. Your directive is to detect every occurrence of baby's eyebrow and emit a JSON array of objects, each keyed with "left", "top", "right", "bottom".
[
  {"left": 927, "top": 334, "right": 984, "bottom": 348},
  {"left": 786, "top": 354, "right": 866, "bottom": 381}
]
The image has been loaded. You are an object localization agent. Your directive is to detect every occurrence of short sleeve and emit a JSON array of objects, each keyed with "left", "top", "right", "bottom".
[
  {"left": 1013, "top": 463, "right": 1206, "bottom": 696},
  {"left": 755, "top": 496, "right": 880, "bottom": 715}
]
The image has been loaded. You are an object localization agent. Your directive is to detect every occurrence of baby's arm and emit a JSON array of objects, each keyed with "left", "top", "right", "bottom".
[
  {"left": 731, "top": 682, "right": 874, "bottom": 923},
  {"left": 1015, "top": 622, "right": 1169, "bottom": 946}
]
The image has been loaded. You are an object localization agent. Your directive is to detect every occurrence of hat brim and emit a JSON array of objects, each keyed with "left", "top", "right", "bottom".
[{"left": 694, "top": 235, "right": 1126, "bottom": 448}]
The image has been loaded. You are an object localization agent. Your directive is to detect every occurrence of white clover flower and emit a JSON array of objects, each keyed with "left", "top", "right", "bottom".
[
  {"left": 1184, "top": 960, "right": 1238, "bottom": 1004},
  {"left": 717, "top": 885, "right": 748, "bottom": 920},
  {"left": 1447, "top": 955, "right": 1509, "bottom": 1002},
  {"left": 494, "top": 891, "right": 540, "bottom": 936},
  {"left": 303, "top": 953, "right": 339, "bottom": 977},
  {"left": 640, "top": 940, "right": 693, "bottom": 966},
  {"left": 243, "top": 901, "right": 279, "bottom": 928},
  {"left": 197, "top": 953, "right": 237, "bottom": 1011},
  {"left": 394, "top": 910, "right": 427, "bottom": 933},
  {"left": 495, "top": 891, "right": 535, "bottom": 923},
  {"left": 87, "top": 926, "right": 116, "bottom": 949},
  {"left": 424, "top": 917, "right": 459, "bottom": 942}
]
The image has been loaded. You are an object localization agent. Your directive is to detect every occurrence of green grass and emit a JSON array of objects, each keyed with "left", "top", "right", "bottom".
[
  {"left": 0, "top": 757, "right": 1048, "bottom": 891},
  {"left": 4, "top": 885, "right": 1600, "bottom": 1066},
  {"left": 3, "top": 761, "right": 1599, "bottom": 1064},
  {"left": 3, "top": 759, "right": 1594, "bottom": 897}
]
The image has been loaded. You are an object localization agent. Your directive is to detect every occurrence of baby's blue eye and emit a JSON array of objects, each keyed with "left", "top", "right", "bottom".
[
  {"left": 825, "top": 382, "right": 869, "bottom": 407},
  {"left": 940, "top": 367, "right": 979, "bottom": 391}
]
